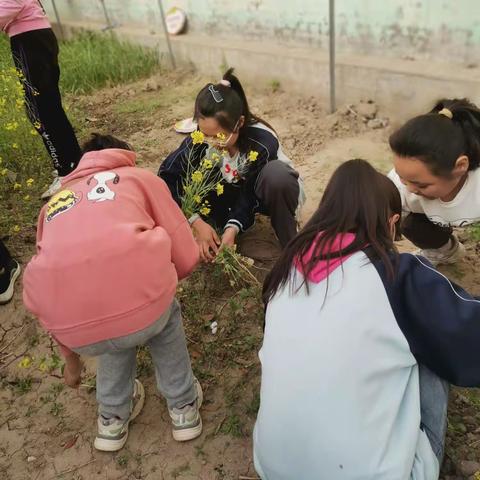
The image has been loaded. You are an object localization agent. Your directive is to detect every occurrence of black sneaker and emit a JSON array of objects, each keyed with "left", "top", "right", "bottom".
[{"left": 0, "top": 260, "right": 21, "bottom": 304}]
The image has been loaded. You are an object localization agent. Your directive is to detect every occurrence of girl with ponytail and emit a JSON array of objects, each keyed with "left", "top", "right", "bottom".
[
  {"left": 389, "top": 98, "right": 480, "bottom": 266},
  {"left": 159, "top": 68, "right": 304, "bottom": 261}
]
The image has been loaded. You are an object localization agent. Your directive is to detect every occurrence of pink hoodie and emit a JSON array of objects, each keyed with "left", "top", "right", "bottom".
[
  {"left": 296, "top": 233, "right": 356, "bottom": 283},
  {"left": 1, "top": 0, "right": 50, "bottom": 37},
  {"left": 23, "top": 149, "right": 199, "bottom": 355}
]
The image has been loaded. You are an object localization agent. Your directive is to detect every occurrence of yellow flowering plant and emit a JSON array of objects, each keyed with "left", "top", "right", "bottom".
[
  {"left": 180, "top": 130, "right": 224, "bottom": 219},
  {"left": 18, "top": 352, "right": 64, "bottom": 374},
  {"left": 180, "top": 132, "right": 259, "bottom": 289},
  {"left": 0, "top": 65, "right": 50, "bottom": 237},
  {"left": 213, "top": 245, "right": 260, "bottom": 288}
]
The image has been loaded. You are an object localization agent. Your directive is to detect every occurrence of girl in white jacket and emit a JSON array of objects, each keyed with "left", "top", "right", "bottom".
[{"left": 255, "top": 159, "right": 480, "bottom": 480}]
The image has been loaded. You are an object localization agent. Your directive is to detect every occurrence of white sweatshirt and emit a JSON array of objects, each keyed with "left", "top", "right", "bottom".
[{"left": 388, "top": 168, "right": 480, "bottom": 227}]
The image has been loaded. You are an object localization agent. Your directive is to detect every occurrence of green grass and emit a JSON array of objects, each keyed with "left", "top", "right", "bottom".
[
  {"left": 467, "top": 223, "right": 480, "bottom": 242},
  {"left": 0, "top": 32, "right": 160, "bottom": 242},
  {"left": 220, "top": 414, "right": 244, "bottom": 437},
  {"left": 59, "top": 32, "right": 159, "bottom": 95},
  {"left": 116, "top": 454, "right": 129, "bottom": 468},
  {"left": 10, "top": 376, "right": 33, "bottom": 395},
  {"left": 49, "top": 401, "right": 64, "bottom": 417}
]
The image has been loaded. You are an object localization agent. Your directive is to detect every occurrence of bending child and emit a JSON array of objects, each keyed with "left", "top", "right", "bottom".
[
  {"left": 254, "top": 159, "right": 480, "bottom": 480},
  {"left": 159, "top": 68, "right": 304, "bottom": 261},
  {"left": 23, "top": 134, "right": 202, "bottom": 452},
  {"left": 389, "top": 98, "right": 480, "bottom": 266}
]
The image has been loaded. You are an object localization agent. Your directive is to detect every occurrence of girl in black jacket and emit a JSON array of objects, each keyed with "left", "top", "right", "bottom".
[{"left": 159, "top": 69, "right": 304, "bottom": 261}]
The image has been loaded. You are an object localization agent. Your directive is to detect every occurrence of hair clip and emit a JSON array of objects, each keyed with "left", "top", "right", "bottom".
[
  {"left": 208, "top": 84, "right": 223, "bottom": 103},
  {"left": 438, "top": 108, "right": 453, "bottom": 119}
]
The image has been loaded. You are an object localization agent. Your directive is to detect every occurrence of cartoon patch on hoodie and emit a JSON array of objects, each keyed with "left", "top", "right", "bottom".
[
  {"left": 46, "top": 190, "right": 81, "bottom": 223},
  {"left": 87, "top": 171, "right": 120, "bottom": 202}
]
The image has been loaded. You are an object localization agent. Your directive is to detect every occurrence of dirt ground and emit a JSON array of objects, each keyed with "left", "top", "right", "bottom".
[{"left": 1, "top": 69, "right": 480, "bottom": 480}]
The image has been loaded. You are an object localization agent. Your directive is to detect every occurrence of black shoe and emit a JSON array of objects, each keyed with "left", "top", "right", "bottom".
[{"left": 0, "top": 260, "right": 21, "bottom": 304}]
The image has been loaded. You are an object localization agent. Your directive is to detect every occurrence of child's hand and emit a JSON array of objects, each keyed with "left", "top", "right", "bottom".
[
  {"left": 221, "top": 227, "right": 238, "bottom": 249},
  {"left": 63, "top": 353, "right": 84, "bottom": 388},
  {"left": 192, "top": 218, "right": 221, "bottom": 262}
]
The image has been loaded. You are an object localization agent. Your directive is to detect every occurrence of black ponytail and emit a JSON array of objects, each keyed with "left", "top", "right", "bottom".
[
  {"left": 82, "top": 133, "right": 132, "bottom": 153},
  {"left": 389, "top": 98, "right": 480, "bottom": 176},
  {"left": 194, "top": 68, "right": 274, "bottom": 152}
]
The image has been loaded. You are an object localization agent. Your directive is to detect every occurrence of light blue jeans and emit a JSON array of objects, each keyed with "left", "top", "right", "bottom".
[
  {"left": 73, "top": 299, "right": 196, "bottom": 420},
  {"left": 419, "top": 364, "right": 449, "bottom": 463}
]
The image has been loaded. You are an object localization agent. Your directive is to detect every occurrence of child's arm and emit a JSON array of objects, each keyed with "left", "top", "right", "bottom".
[
  {"left": 377, "top": 253, "right": 480, "bottom": 387},
  {"left": 63, "top": 351, "right": 83, "bottom": 388},
  {"left": 145, "top": 172, "right": 199, "bottom": 279},
  {"left": 51, "top": 338, "right": 83, "bottom": 388},
  {"left": 36, "top": 205, "right": 46, "bottom": 245},
  {"left": 0, "top": 0, "right": 23, "bottom": 31}
]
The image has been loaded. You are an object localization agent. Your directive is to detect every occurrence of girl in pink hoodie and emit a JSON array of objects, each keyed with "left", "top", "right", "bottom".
[
  {"left": 23, "top": 134, "right": 202, "bottom": 452},
  {"left": 1, "top": 0, "right": 81, "bottom": 197}
]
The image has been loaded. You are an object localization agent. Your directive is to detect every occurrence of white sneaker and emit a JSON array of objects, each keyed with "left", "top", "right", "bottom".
[
  {"left": 169, "top": 377, "right": 203, "bottom": 442},
  {"left": 0, "top": 260, "right": 21, "bottom": 304},
  {"left": 414, "top": 236, "right": 466, "bottom": 267},
  {"left": 94, "top": 379, "right": 145, "bottom": 452},
  {"left": 41, "top": 174, "right": 63, "bottom": 200}
]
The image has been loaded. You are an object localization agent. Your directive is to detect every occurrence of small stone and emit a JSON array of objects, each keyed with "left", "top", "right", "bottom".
[
  {"left": 464, "top": 415, "right": 476, "bottom": 425},
  {"left": 356, "top": 101, "right": 378, "bottom": 120},
  {"left": 367, "top": 118, "right": 389, "bottom": 129},
  {"left": 142, "top": 80, "right": 161, "bottom": 92},
  {"left": 455, "top": 393, "right": 470, "bottom": 405},
  {"left": 27, "top": 456, "right": 36, "bottom": 463},
  {"left": 284, "top": 138, "right": 297, "bottom": 150},
  {"left": 324, "top": 115, "right": 339, "bottom": 130},
  {"left": 458, "top": 460, "right": 480, "bottom": 477}
]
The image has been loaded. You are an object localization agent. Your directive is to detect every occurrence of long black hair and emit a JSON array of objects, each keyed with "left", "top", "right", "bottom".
[
  {"left": 193, "top": 68, "right": 274, "bottom": 152},
  {"left": 262, "top": 159, "right": 402, "bottom": 305},
  {"left": 389, "top": 98, "right": 480, "bottom": 176}
]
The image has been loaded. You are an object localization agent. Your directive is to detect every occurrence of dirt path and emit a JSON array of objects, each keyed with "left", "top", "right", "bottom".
[{"left": 1, "top": 70, "right": 480, "bottom": 480}]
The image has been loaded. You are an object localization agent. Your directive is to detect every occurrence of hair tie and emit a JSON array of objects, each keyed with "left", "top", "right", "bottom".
[
  {"left": 438, "top": 108, "right": 453, "bottom": 119},
  {"left": 219, "top": 79, "right": 231, "bottom": 87}
]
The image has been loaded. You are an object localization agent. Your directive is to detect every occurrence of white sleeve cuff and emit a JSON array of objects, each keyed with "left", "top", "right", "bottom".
[
  {"left": 188, "top": 214, "right": 200, "bottom": 225},
  {"left": 225, "top": 220, "right": 243, "bottom": 233}
]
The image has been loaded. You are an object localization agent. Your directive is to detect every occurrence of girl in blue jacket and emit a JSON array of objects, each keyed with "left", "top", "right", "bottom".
[{"left": 255, "top": 159, "right": 480, "bottom": 480}]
